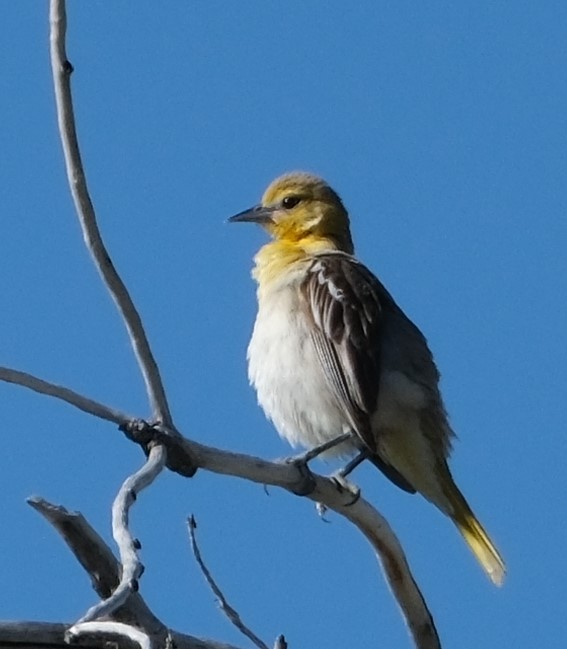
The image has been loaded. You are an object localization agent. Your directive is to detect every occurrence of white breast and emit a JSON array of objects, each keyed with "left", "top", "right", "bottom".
[{"left": 247, "top": 285, "right": 356, "bottom": 456}]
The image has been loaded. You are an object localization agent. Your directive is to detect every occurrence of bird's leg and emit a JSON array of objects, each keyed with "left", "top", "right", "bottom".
[
  {"left": 336, "top": 449, "right": 369, "bottom": 478},
  {"left": 282, "top": 432, "right": 354, "bottom": 496},
  {"left": 327, "top": 449, "right": 368, "bottom": 506},
  {"left": 296, "top": 431, "right": 354, "bottom": 463}
]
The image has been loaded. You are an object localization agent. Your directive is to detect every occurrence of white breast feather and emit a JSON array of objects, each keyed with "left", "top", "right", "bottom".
[
  {"left": 247, "top": 286, "right": 355, "bottom": 456},
  {"left": 247, "top": 278, "right": 440, "bottom": 493}
]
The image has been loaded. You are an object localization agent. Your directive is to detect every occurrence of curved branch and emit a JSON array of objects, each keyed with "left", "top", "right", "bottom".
[
  {"left": 67, "top": 622, "right": 152, "bottom": 649},
  {"left": 0, "top": 362, "right": 437, "bottom": 647},
  {"left": 130, "top": 429, "right": 441, "bottom": 649},
  {"left": 341, "top": 500, "right": 440, "bottom": 649},
  {"left": 49, "top": 0, "right": 172, "bottom": 427},
  {"left": 77, "top": 444, "right": 168, "bottom": 623},
  {"left": 0, "top": 362, "right": 438, "bottom": 649}
]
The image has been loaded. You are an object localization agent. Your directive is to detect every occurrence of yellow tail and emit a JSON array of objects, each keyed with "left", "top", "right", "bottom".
[
  {"left": 447, "top": 484, "right": 506, "bottom": 586},
  {"left": 376, "top": 427, "right": 506, "bottom": 584}
]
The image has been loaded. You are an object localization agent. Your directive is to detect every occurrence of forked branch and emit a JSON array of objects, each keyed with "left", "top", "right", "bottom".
[{"left": 4, "top": 362, "right": 440, "bottom": 648}]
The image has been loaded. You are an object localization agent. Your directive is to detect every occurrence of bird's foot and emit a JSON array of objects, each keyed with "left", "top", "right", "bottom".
[
  {"left": 330, "top": 473, "right": 361, "bottom": 506},
  {"left": 281, "top": 433, "right": 355, "bottom": 496},
  {"left": 281, "top": 433, "right": 353, "bottom": 496}
]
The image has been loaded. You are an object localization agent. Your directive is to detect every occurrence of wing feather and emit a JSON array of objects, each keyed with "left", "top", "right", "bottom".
[
  {"left": 299, "top": 253, "right": 383, "bottom": 451},
  {"left": 300, "top": 253, "right": 416, "bottom": 494}
]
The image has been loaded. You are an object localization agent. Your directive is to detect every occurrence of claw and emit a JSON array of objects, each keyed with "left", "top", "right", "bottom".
[
  {"left": 316, "top": 502, "right": 331, "bottom": 522},
  {"left": 331, "top": 473, "right": 361, "bottom": 506},
  {"left": 280, "top": 432, "right": 355, "bottom": 496}
]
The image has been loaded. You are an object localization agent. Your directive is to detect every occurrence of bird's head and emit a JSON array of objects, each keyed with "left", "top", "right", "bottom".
[{"left": 229, "top": 172, "right": 354, "bottom": 254}]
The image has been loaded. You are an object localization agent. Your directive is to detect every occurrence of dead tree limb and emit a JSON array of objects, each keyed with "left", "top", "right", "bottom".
[
  {"left": 49, "top": 0, "right": 172, "bottom": 429},
  {"left": 21, "top": 501, "right": 244, "bottom": 649}
]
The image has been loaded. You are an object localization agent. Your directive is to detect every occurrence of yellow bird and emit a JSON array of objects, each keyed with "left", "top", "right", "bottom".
[{"left": 229, "top": 172, "right": 505, "bottom": 586}]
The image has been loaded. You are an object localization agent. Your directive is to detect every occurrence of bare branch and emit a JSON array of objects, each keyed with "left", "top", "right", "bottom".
[
  {"left": 1, "top": 363, "right": 436, "bottom": 648},
  {"left": 67, "top": 622, "right": 152, "bottom": 649},
  {"left": 48, "top": 0, "right": 172, "bottom": 427},
  {"left": 169, "top": 632, "right": 244, "bottom": 649},
  {"left": 27, "top": 497, "right": 165, "bottom": 633},
  {"left": 1, "top": 369, "right": 436, "bottom": 649},
  {"left": 0, "top": 366, "right": 436, "bottom": 646},
  {"left": 76, "top": 444, "right": 167, "bottom": 623},
  {"left": 340, "top": 499, "right": 440, "bottom": 649},
  {"left": 0, "top": 367, "right": 196, "bottom": 476},
  {"left": 0, "top": 623, "right": 85, "bottom": 648},
  {"left": 187, "top": 516, "right": 270, "bottom": 649},
  {"left": 186, "top": 439, "right": 441, "bottom": 649},
  {"left": 18, "top": 510, "right": 245, "bottom": 649},
  {"left": 0, "top": 622, "right": 243, "bottom": 649},
  {"left": 273, "top": 636, "right": 287, "bottom": 649},
  {"left": 0, "top": 366, "right": 130, "bottom": 425}
]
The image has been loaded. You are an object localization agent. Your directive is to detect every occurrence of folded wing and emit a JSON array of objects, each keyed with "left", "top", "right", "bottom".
[{"left": 299, "top": 252, "right": 415, "bottom": 493}]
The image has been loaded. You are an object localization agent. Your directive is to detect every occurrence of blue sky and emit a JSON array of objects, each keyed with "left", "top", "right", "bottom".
[{"left": 1, "top": 2, "right": 566, "bottom": 648}]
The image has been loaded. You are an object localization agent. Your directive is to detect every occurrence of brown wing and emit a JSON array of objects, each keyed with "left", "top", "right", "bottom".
[
  {"left": 299, "top": 253, "right": 416, "bottom": 494},
  {"left": 300, "top": 253, "right": 382, "bottom": 450}
]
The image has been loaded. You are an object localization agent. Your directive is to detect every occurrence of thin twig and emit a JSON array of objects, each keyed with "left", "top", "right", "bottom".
[
  {"left": 49, "top": 0, "right": 172, "bottom": 427},
  {"left": 67, "top": 621, "right": 152, "bottom": 649},
  {"left": 0, "top": 366, "right": 196, "bottom": 476},
  {"left": 0, "top": 366, "right": 130, "bottom": 425},
  {"left": 188, "top": 516, "right": 270, "bottom": 649},
  {"left": 273, "top": 636, "right": 287, "bottom": 649},
  {"left": 77, "top": 444, "right": 167, "bottom": 623}
]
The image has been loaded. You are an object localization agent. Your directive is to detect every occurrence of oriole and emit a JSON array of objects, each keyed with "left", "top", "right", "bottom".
[{"left": 230, "top": 172, "right": 505, "bottom": 586}]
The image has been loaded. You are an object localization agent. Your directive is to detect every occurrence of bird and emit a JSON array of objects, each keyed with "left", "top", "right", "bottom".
[{"left": 229, "top": 171, "right": 505, "bottom": 586}]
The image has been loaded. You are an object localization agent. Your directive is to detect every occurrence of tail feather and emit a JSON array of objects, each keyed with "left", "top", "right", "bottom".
[
  {"left": 446, "top": 483, "right": 506, "bottom": 586},
  {"left": 375, "top": 428, "right": 505, "bottom": 584}
]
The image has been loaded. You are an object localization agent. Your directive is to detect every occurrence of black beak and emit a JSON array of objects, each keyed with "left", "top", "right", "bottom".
[{"left": 228, "top": 204, "right": 275, "bottom": 224}]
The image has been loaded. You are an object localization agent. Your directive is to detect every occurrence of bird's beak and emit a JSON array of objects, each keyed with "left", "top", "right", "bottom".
[{"left": 228, "top": 204, "right": 275, "bottom": 225}]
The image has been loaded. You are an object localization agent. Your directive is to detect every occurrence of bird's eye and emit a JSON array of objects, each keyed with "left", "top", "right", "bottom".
[{"left": 281, "top": 195, "right": 301, "bottom": 209}]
